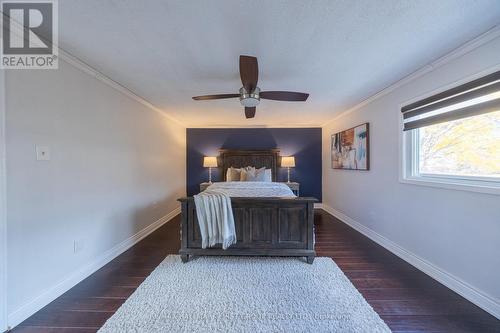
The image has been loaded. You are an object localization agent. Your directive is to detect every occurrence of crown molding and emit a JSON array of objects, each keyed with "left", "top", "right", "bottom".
[
  {"left": 58, "top": 49, "right": 186, "bottom": 128},
  {"left": 1, "top": 12, "right": 186, "bottom": 128},
  {"left": 4, "top": 9, "right": 499, "bottom": 130},
  {"left": 321, "top": 24, "right": 500, "bottom": 127}
]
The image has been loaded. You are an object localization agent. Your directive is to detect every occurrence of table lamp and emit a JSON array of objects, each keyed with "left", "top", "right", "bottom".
[
  {"left": 203, "top": 156, "right": 218, "bottom": 183},
  {"left": 281, "top": 156, "right": 295, "bottom": 183}
]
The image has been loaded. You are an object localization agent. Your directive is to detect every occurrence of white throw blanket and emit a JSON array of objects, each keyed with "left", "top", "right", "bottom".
[{"left": 193, "top": 182, "right": 296, "bottom": 249}]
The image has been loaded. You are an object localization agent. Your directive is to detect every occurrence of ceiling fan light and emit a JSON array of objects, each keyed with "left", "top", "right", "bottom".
[
  {"left": 239, "top": 86, "right": 260, "bottom": 107},
  {"left": 240, "top": 97, "right": 260, "bottom": 107}
]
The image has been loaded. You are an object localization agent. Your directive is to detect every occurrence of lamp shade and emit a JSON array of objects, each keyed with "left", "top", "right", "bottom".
[
  {"left": 203, "top": 156, "right": 218, "bottom": 168},
  {"left": 281, "top": 156, "right": 295, "bottom": 168}
]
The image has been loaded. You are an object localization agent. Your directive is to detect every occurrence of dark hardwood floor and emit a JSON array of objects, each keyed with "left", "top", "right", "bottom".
[{"left": 10, "top": 210, "right": 500, "bottom": 332}]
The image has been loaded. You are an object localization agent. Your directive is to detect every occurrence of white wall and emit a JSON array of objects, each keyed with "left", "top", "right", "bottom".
[
  {"left": 5, "top": 58, "right": 186, "bottom": 326},
  {"left": 322, "top": 32, "right": 500, "bottom": 317}
]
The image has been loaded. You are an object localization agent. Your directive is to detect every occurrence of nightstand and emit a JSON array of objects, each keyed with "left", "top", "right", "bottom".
[
  {"left": 199, "top": 182, "right": 214, "bottom": 192},
  {"left": 281, "top": 182, "right": 300, "bottom": 196}
]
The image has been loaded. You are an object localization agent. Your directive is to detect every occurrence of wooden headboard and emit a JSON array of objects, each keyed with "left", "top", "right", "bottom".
[{"left": 219, "top": 149, "right": 280, "bottom": 181}]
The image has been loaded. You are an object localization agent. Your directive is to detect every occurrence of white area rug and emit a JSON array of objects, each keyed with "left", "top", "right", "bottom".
[{"left": 99, "top": 255, "right": 390, "bottom": 332}]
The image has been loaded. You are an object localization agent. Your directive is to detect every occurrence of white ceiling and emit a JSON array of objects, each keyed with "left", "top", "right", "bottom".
[{"left": 58, "top": 0, "right": 500, "bottom": 127}]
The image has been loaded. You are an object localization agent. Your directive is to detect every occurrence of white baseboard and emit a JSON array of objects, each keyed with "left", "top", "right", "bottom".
[
  {"left": 7, "top": 207, "right": 181, "bottom": 329},
  {"left": 321, "top": 204, "right": 500, "bottom": 320}
]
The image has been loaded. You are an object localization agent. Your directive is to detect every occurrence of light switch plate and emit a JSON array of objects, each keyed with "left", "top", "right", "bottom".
[{"left": 36, "top": 145, "right": 50, "bottom": 161}]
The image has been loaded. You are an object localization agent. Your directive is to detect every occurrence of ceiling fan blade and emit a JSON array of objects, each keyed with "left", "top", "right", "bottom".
[
  {"left": 260, "top": 91, "right": 309, "bottom": 101},
  {"left": 239, "top": 55, "right": 258, "bottom": 93},
  {"left": 245, "top": 107, "right": 256, "bottom": 119},
  {"left": 192, "top": 94, "right": 240, "bottom": 100}
]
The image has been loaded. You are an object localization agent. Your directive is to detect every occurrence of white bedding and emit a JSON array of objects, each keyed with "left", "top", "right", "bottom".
[
  {"left": 204, "top": 181, "right": 296, "bottom": 198},
  {"left": 193, "top": 182, "right": 296, "bottom": 249}
]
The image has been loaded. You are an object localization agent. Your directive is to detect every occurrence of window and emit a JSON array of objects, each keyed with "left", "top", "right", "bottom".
[{"left": 402, "top": 70, "right": 500, "bottom": 194}]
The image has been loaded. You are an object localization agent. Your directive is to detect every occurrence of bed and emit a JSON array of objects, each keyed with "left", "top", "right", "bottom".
[{"left": 177, "top": 149, "right": 317, "bottom": 263}]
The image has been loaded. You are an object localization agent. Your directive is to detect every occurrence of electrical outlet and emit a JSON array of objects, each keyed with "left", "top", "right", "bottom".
[
  {"left": 36, "top": 145, "right": 51, "bottom": 161},
  {"left": 74, "top": 239, "right": 85, "bottom": 253}
]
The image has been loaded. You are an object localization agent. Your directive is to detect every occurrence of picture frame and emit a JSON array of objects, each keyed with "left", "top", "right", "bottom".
[{"left": 331, "top": 123, "right": 370, "bottom": 170}]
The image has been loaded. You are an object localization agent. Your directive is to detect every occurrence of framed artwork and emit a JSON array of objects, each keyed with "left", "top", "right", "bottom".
[{"left": 331, "top": 123, "right": 369, "bottom": 170}]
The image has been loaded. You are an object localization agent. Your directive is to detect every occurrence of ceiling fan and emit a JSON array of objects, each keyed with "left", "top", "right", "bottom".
[{"left": 192, "top": 55, "right": 309, "bottom": 119}]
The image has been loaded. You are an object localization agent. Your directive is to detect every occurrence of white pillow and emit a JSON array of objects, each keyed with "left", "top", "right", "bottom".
[
  {"left": 264, "top": 169, "right": 272, "bottom": 182},
  {"left": 245, "top": 167, "right": 267, "bottom": 181},
  {"left": 239, "top": 167, "right": 272, "bottom": 181},
  {"left": 239, "top": 166, "right": 255, "bottom": 181},
  {"left": 226, "top": 167, "right": 242, "bottom": 181}
]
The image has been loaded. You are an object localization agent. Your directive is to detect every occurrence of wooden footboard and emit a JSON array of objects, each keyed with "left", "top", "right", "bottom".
[{"left": 177, "top": 197, "right": 317, "bottom": 263}]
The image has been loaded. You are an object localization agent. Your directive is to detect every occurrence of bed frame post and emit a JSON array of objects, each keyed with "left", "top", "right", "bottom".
[
  {"left": 180, "top": 200, "right": 189, "bottom": 263},
  {"left": 306, "top": 201, "right": 315, "bottom": 264}
]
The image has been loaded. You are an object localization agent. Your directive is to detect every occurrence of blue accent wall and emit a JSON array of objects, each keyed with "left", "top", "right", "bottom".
[{"left": 186, "top": 128, "right": 322, "bottom": 201}]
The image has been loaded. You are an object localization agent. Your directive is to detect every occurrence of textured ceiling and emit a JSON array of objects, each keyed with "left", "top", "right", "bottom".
[{"left": 58, "top": 0, "right": 500, "bottom": 127}]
